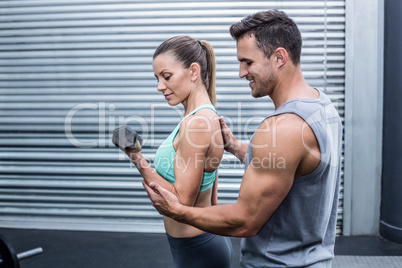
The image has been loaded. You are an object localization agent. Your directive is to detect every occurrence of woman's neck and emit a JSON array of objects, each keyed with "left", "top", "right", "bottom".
[{"left": 182, "top": 85, "right": 212, "bottom": 116}]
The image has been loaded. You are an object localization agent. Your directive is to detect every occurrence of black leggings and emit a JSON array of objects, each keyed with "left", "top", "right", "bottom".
[{"left": 167, "top": 232, "right": 233, "bottom": 268}]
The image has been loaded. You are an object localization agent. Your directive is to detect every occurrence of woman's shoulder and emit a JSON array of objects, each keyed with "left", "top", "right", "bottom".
[
  {"left": 182, "top": 108, "right": 220, "bottom": 130},
  {"left": 177, "top": 107, "right": 223, "bottom": 155}
]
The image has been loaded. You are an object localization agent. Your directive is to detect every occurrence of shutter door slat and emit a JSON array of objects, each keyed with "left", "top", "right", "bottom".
[{"left": 0, "top": 0, "right": 345, "bottom": 234}]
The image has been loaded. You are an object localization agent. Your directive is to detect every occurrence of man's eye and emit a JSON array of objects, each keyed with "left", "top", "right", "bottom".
[{"left": 247, "top": 61, "right": 252, "bottom": 66}]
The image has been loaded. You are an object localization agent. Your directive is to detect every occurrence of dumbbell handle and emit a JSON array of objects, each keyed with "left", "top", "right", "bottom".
[
  {"left": 17, "top": 247, "right": 43, "bottom": 261},
  {"left": 0, "top": 247, "right": 43, "bottom": 265}
]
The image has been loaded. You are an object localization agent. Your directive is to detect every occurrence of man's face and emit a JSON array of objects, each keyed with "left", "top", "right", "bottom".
[{"left": 236, "top": 35, "right": 277, "bottom": 98}]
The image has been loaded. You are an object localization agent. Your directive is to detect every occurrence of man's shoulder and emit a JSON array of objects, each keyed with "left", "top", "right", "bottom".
[
  {"left": 251, "top": 112, "right": 318, "bottom": 167},
  {"left": 252, "top": 114, "right": 307, "bottom": 157},
  {"left": 258, "top": 113, "right": 306, "bottom": 133}
]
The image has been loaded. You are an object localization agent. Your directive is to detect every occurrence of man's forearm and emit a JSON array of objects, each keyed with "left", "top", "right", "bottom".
[
  {"left": 175, "top": 202, "right": 254, "bottom": 237},
  {"left": 228, "top": 139, "right": 248, "bottom": 163}
]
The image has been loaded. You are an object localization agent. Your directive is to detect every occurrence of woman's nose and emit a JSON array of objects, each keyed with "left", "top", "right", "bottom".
[{"left": 157, "top": 81, "right": 166, "bottom": 92}]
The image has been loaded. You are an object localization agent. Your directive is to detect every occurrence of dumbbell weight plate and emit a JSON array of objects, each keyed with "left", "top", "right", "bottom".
[
  {"left": 0, "top": 234, "right": 20, "bottom": 268},
  {"left": 112, "top": 125, "right": 143, "bottom": 151}
]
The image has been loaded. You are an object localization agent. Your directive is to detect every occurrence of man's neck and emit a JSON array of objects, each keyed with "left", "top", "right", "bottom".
[{"left": 270, "top": 68, "right": 317, "bottom": 110}]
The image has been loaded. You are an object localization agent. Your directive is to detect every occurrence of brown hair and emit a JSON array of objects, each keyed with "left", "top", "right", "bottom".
[
  {"left": 153, "top": 36, "right": 216, "bottom": 106},
  {"left": 230, "top": 10, "right": 302, "bottom": 66}
]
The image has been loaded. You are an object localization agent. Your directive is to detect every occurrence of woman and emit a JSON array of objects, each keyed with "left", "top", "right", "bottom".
[{"left": 123, "top": 36, "right": 232, "bottom": 268}]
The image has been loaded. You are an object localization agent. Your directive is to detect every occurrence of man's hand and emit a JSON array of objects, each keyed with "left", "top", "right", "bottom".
[
  {"left": 219, "top": 117, "right": 247, "bottom": 163},
  {"left": 219, "top": 116, "right": 236, "bottom": 153},
  {"left": 142, "top": 181, "right": 182, "bottom": 220}
]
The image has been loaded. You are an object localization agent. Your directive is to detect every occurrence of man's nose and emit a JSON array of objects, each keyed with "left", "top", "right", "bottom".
[{"left": 239, "top": 63, "right": 248, "bottom": 78}]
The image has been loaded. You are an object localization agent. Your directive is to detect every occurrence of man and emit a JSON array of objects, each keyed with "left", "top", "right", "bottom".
[{"left": 143, "top": 9, "right": 342, "bottom": 268}]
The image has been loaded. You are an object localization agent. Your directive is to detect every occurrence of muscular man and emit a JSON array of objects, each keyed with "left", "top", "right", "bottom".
[{"left": 143, "top": 10, "right": 342, "bottom": 268}]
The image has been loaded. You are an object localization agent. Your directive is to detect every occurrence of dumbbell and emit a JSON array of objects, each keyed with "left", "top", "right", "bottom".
[
  {"left": 0, "top": 233, "right": 43, "bottom": 268},
  {"left": 112, "top": 125, "right": 143, "bottom": 152}
]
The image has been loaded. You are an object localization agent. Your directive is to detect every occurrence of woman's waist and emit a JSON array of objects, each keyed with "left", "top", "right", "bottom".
[
  {"left": 163, "top": 216, "right": 205, "bottom": 238},
  {"left": 163, "top": 191, "right": 212, "bottom": 237}
]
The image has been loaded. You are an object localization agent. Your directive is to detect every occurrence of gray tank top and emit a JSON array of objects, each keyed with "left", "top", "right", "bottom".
[{"left": 241, "top": 90, "right": 342, "bottom": 267}]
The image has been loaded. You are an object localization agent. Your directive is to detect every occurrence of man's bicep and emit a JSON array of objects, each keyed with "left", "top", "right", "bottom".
[
  {"left": 236, "top": 163, "right": 294, "bottom": 234},
  {"left": 235, "top": 118, "right": 305, "bottom": 234}
]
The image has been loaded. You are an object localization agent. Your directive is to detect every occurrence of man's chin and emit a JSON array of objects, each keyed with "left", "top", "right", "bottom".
[{"left": 251, "top": 89, "right": 263, "bottom": 98}]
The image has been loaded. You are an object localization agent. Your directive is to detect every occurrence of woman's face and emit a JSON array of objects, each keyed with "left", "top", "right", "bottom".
[{"left": 152, "top": 53, "right": 192, "bottom": 106}]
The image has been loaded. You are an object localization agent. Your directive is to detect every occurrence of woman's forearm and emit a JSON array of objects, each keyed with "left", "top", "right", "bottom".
[{"left": 127, "top": 151, "right": 176, "bottom": 193}]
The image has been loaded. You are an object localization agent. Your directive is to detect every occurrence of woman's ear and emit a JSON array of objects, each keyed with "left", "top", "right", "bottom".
[{"left": 189, "top": 62, "right": 200, "bottom": 82}]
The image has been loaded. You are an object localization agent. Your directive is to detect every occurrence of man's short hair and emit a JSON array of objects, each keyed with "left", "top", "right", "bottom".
[{"left": 230, "top": 10, "right": 302, "bottom": 66}]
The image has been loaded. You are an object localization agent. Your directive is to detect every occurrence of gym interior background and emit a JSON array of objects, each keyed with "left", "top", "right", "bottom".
[{"left": 0, "top": 0, "right": 399, "bottom": 245}]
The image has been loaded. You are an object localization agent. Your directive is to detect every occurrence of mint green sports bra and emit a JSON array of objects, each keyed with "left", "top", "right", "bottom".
[{"left": 154, "top": 104, "right": 218, "bottom": 192}]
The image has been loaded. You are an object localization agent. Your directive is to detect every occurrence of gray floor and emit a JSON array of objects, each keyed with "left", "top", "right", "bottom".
[
  {"left": 1, "top": 228, "right": 402, "bottom": 268},
  {"left": 333, "top": 256, "right": 402, "bottom": 268},
  {"left": 332, "top": 235, "right": 402, "bottom": 267}
]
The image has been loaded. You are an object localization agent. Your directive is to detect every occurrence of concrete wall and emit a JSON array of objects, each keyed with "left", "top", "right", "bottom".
[{"left": 343, "top": 0, "right": 384, "bottom": 235}]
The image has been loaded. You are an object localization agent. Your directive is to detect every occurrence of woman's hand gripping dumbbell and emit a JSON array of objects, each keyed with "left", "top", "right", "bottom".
[{"left": 112, "top": 125, "right": 143, "bottom": 154}]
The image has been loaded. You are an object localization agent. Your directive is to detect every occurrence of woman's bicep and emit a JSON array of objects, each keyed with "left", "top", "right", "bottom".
[
  {"left": 173, "top": 147, "right": 206, "bottom": 206},
  {"left": 172, "top": 116, "right": 213, "bottom": 206}
]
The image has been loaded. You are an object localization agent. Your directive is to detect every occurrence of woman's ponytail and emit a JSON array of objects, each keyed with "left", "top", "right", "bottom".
[{"left": 199, "top": 40, "right": 216, "bottom": 106}]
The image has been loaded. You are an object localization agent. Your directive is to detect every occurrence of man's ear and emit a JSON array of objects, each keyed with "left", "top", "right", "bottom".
[
  {"left": 189, "top": 62, "right": 201, "bottom": 82},
  {"left": 274, "top": 47, "right": 288, "bottom": 68}
]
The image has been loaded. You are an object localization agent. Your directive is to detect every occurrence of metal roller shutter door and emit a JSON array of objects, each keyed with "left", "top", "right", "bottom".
[{"left": 0, "top": 0, "right": 345, "bottom": 233}]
